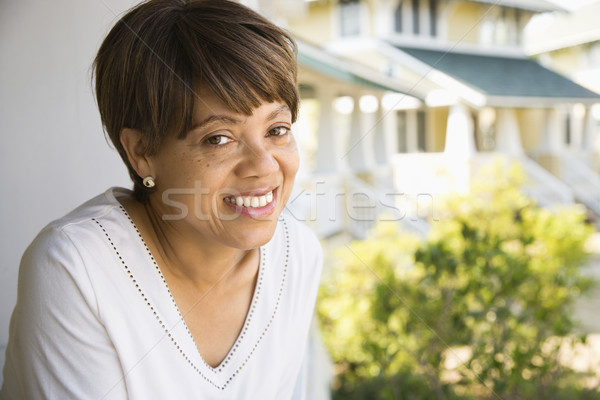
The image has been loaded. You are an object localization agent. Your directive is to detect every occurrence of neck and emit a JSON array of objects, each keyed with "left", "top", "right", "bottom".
[
  {"left": 122, "top": 195, "right": 256, "bottom": 289},
  {"left": 146, "top": 199, "right": 254, "bottom": 287}
]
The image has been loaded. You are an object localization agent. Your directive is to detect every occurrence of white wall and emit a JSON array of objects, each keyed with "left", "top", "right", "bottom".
[{"left": 0, "top": 0, "right": 139, "bottom": 381}]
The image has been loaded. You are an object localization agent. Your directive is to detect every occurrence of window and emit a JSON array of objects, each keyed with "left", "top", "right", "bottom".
[
  {"left": 340, "top": 0, "right": 361, "bottom": 37},
  {"left": 397, "top": 110, "right": 427, "bottom": 152},
  {"left": 480, "top": 18, "right": 495, "bottom": 46},
  {"left": 417, "top": 110, "right": 427, "bottom": 151},
  {"left": 480, "top": 6, "right": 522, "bottom": 47},
  {"left": 397, "top": 0, "right": 437, "bottom": 38},
  {"left": 394, "top": 2, "right": 403, "bottom": 33},
  {"left": 495, "top": 7, "right": 508, "bottom": 45},
  {"left": 412, "top": 0, "right": 420, "bottom": 35},
  {"left": 503, "top": 7, "right": 520, "bottom": 46},
  {"left": 565, "top": 113, "right": 572, "bottom": 145},
  {"left": 477, "top": 107, "right": 496, "bottom": 151},
  {"left": 429, "top": 0, "right": 438, "bottom": 37},
  {"left": 587, "top": 42, "right": 600, "bottom": 68},
  {"left": 397, "top": 111, "right": 408, "bottom": 153},
  {"left": 514, "top": 9, "right": 521, "bottom": 45}
]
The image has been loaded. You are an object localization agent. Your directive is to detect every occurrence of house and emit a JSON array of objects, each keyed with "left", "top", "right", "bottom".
[
  {"left": 288, "top": 39, "right": 430, "bottom": 238},
  {"left": 525, "top": 0, "right": 600, "bottom": 96},
  {"left": 264, "top": 0, "right": 600, "bottom": 238},
  {"left": 525, "top": 0, "right": 600, "bottom": 170}
]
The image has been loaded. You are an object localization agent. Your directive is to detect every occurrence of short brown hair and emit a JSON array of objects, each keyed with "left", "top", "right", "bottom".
[{"left": 93, "top": 0, "right": 299, "bottom": 201}]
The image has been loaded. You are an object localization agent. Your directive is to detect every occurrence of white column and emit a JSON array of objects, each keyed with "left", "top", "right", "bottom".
[
  {"left": 495, "top": 108, "right": 524, "bottom": 156},
  {"left": 373, "top": 95, "right": 388, "bottom": 165},
  {"left": 444, "top": 104, "right": 476, "bottom": 160},
  {"left": 315, "top": 86, "right": 337, "bottom": 173},
  {"left": 535, "top": 107, "right": 567, "bottom": 178},
  {"left": 359, "top": 98, "right": 377, "bottom": 169},
  {"left": 347, "top": 94, "right": 376, "bottom": 171},
  {"left": 382, "top": 106, "right": 398, "bottom": 161},
  {"left": 568, "top": 103, "right": 586, "bottom": 151},
  {"left": 438, "top": 0, "right": 450, "bottom": 42},
  {"left": 538, "top": 108, "right": 565, "bottom": 155},
  {"left": 347, "top": 95, "right": 364, "bottom": 170},
  {"left": 582, "top": 105, "right": 597, "bottom": 153}
]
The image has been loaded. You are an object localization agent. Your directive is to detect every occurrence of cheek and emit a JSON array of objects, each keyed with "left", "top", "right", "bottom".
[
  {"left": 156, "top": 150, "right": 197, "bottom": 185},
  {"left": 277, "top": 144, "right": 299, "bottom": 206},
  {"left": 283, "top": 139, "right": 300, "bottom": 176}
]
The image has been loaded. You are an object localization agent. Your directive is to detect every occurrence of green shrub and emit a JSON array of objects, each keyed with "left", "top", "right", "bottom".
[{"left": 318, "top": 163, "right": 598, "bottom": 399}]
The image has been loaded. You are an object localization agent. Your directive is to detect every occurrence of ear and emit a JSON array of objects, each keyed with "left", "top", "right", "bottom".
[{"left": 120, "top": 128, "right": 154, "bottom": 179}]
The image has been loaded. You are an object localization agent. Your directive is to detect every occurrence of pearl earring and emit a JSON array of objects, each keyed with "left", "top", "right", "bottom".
[{"left": 142, "top": 176, "right": 155, "bottom": 188}]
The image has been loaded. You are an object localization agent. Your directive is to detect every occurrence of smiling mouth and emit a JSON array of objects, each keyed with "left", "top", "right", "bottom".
[{"left": 223, "top": 189, "right": 275, "bottom": 208}]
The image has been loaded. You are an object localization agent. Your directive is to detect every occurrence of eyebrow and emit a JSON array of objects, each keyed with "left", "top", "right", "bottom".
[
  {"left": 191, "top": 114, "right": 241, "bottom": 131},
  {"left": 267, "top": 104, "right": 292, "bottom": 121},
  {"left": 191, "top": 104, "right": 292, "bottom": 132}
]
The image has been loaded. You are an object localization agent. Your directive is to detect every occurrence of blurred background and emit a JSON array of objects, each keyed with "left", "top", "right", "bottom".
[{"left": 2, "top": 0, "right": 600, "bottom": 397}]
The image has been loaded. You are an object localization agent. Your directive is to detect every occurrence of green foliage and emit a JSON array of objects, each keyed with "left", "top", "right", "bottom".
[{"left": 318, "top": 163, "right": 598, "bottom": 399}]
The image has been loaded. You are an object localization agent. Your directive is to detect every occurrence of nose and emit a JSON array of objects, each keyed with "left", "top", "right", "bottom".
[{"left": 235, "top": 139, "right": 279, "bottom": 178}]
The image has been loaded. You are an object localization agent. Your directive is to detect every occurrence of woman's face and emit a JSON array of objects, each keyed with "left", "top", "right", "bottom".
[{"left": 146, "top": 89, "right": 299, "bottom": 250}]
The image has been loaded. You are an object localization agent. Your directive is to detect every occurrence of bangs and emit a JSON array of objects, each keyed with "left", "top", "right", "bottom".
[{"left": 170, "top": 1, "right": 299, "bottom": 139}]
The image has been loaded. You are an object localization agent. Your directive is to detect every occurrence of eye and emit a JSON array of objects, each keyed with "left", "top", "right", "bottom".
[
  {"left": 206, "top": 135, "right": 233, "bottom": 146},
  {"left": 268, "top": 126, "right": 290, "bottom": 137}
]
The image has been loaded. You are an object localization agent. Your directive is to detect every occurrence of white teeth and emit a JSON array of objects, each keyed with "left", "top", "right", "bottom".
[{"left": 226, "top": 190, "right": 275, "bottom": 208}]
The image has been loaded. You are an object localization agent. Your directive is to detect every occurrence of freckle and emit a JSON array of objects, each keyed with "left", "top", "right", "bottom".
[{"left": 205, "top": 163, "right": 210, "bottom": 168}]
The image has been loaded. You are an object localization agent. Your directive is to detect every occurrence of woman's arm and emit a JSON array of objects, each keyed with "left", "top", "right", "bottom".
[{"left": 1, "top": 226, "right": 127, "bottom": 400}]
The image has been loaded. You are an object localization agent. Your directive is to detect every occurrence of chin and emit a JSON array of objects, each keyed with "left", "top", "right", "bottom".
[{"left": 235, "top": 219, "right": 279, "bottom": 250}]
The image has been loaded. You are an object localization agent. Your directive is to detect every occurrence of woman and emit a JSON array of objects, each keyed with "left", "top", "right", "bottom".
[{"left": 0, "top": 0, "right": 322, "bottom": 398}]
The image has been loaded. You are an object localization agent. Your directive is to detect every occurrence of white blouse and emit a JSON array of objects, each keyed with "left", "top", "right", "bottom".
[{"left": 1, "top": 188, "right": 322, "bottom": 400}]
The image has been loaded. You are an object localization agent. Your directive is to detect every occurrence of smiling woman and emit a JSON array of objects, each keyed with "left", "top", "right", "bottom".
[{"left": 0, "top": 1, "right": 322, "bottom": 399}]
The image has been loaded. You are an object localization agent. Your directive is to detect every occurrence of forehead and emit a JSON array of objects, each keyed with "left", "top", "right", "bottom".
[
  {"left": 191, "top": 87, "right": 291, "bottom": 128},
  {"left": 191, "top": 87, "right": 230, "bottom": 123}
]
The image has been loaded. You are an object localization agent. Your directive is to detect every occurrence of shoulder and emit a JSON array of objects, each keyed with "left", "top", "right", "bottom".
[
  {"left": 30, "top": 187, "right": 131, "bottom": 249},
  {"left": 47, "top": 187, "right": 127, "bottom": 230},
  {"left": 20, "top": 188, "right": 128, "bottom": 288}
]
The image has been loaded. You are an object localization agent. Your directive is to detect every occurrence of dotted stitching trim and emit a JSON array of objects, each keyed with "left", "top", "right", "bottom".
[
  {"left": 97, "top": 208, "right": 289, "bottom": 390},
  {"left": 208, "top": 246, "right": 265, "bottom": 375},
  {"left": 93, "top": 217, "right": 223, "bottom": 389}
]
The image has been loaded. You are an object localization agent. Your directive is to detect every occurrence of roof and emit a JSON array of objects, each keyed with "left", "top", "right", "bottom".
[
  {"left": 297, "top": 40, "right": 423, "bottom": 98},
  {"left": 466, "top": 0, "right": 565, "bottom": 12},
  {"left": 396, "top": 46, "right": 600, "bottom": 103},
  {"left": 525, "top": 2, "right": 600, "bottom": 54}
]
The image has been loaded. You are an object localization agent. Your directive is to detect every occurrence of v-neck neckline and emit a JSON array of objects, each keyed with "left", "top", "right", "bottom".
[{"left": 105, "top": 187, "right": 284, "bottom": 390}]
